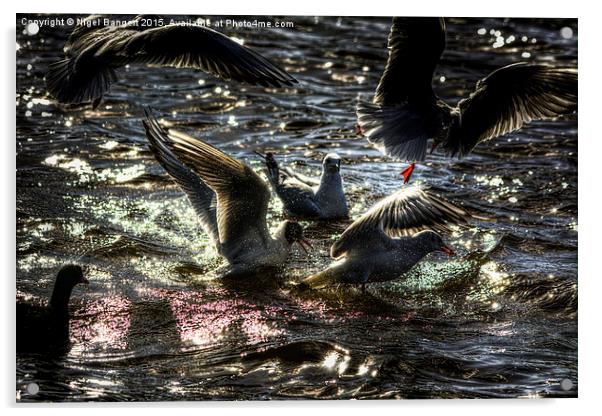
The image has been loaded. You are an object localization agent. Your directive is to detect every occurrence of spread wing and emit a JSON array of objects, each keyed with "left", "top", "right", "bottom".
[
  {"left": 143, "top": 116, "right": 220, "bottom": 246},
  {"left": 47, "top": 18, "right": 297, "bottom": 104},
  {"left": 143, "top": 109, "right": 271, "bottom": 250},
  {"left": 108, "top": 24, "right": 296, "bottom": 87},
  {"left": 330, "top": 187, "right": 469, "bottom": 259},
  {"left": 443, "top": 63, "right": 578, "bottom": 157},
  {"left": 373, "top": 17, "right": 446, "bottom": 106}
]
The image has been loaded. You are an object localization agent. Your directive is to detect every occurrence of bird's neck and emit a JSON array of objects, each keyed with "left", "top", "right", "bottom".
[
  {"left": 49, "top": 283, "right": 74, "bottom": 316},
  {"left": 316, "top": 171, "right": 343, "bottom": 198},
  {"left": 316, "top": 171, "right": 348, "bottom": 215},
  {"left": 396, "top": 236, "right": 436, "bottom": 262}
]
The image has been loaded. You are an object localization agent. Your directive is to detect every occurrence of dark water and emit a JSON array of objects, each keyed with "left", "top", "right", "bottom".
[{"left": 16, "top": 15, "right": 577, "bottom": 401}]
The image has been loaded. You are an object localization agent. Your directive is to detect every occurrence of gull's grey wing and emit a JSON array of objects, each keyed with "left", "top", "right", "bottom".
[
  {"left": 143, "top": 110, "right": 272, "bottom": 252},
  {"left": 64, "top": 15, "right": 116, "bottom": 53},
  {"left": 47, "top": 20, "right": 297, "bottom": 104},
  {"left": 374, "top": 17, "right": 446, "bottom": 106},
  {"left": 443, "top": 63, "right": 578, "bottom": 157},
  {"left": 330, "top": 187, "right": 469, "bottom": 259},
  {"left": 46, "top": 27, "right": 129, "bottom": 104},
  {"left": 143, "top": 118, "right": 220, "bottom": 247},
  {"left": 275, "top": 180, "right": 322, "bottom": 218}
]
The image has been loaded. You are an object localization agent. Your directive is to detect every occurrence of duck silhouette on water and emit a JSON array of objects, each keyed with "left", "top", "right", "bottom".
[{"left": 16, "top": 265, "right": 88, "bottom": 353}]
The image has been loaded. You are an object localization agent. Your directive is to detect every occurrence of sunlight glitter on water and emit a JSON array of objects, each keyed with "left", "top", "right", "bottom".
[
  {"left": 70, "top": 295, "right": 132, "bottom": 352},
  {"left": 15, "top": 16, "right": 578, "bottom": 400}
]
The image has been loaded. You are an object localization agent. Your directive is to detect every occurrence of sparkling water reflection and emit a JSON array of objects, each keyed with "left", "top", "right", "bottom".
[{"left": 16, "top": 15, "right": 577, "bottom": 400}]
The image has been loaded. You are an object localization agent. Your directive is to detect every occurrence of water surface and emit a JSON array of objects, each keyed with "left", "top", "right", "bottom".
[{"left": 16, "top": 15, "right": 577, "bottom": 401}]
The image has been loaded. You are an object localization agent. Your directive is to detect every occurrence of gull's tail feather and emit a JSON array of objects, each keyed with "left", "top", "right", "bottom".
[
  {"left": 300, "top": 267, "right": 342, "bottom": 290},
  {"left": 46, "top": 58, "right": 116, "bottom": 104},
  {"left": 357, "top": 101, "right": 430, "bottom": 162}
]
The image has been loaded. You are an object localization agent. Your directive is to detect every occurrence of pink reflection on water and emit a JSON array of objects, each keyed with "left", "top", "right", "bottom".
[
  {"left": 240, "top": 306, "right": 284, "bottom": 345},
  {"left": 70, "top": 295, "right": 132, "bottom": 351},
  {"left": 137, "top": 287, "right": 285, "bottom": 347}
]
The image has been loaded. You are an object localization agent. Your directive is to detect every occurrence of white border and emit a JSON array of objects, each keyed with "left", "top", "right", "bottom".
[{"left": 4, "top": 0, "right": 599, "bottom": 414}]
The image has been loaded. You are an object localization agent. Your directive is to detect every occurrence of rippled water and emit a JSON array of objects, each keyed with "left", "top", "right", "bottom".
[{"left": 16, "top": 15, "right": 577, "bottom": 401}]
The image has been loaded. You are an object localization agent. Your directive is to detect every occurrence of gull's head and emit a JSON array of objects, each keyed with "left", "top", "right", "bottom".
[
  {"left": 414, "top": 230, "right": 455, "bottom": 256},
  {"left": 283, "top": 221, "right": 313, "bottom": 254},
  {"left": 322, "top": 153, "right": 342, "bottom": 173}
]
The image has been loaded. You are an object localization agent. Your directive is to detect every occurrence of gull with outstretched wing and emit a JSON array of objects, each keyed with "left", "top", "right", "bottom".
[
  {"left": 142, "top": 109, "right": 311, "bottom": 278},
  {"left": 357, "top": 17, "right": 577, "bottom": 182},
  {"left": 301, "top": 187, "right": 471, "bottom": 289},
  {"left": 47, "top": 15, "right": 297, "bottom": 107}
]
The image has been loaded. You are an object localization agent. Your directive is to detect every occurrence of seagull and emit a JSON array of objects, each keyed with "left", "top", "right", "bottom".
[
  {"left": 142, "top": 109, "right": 312, "bottom": 278},
  {"left": 17, "top": 265, "right": 89, "bottom": 353},
  {"left": 357, "top": 17, "right": 577, "bottom": 183},
  {"left": 255, "top": 151, "right": 349, "bottom": 220},
  {"left": 300, "top": 187, "right": 471, "bottom": 289},
  {"left": 46, "top": 14, "right": 297, "bottom": 107}
]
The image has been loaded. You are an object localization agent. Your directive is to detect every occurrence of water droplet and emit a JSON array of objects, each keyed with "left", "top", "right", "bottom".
[
  {"left": 25, "top": 22, "right": 39, "bottom": 36},
  {"left": 560, "top": 27, "right": 573, "bottom": 39},
  {"left": 560, "top": 379, "right": 573, "bottom": 391},
  {"left": 26, "top": 383, "right": 39, "bottom": 395}
]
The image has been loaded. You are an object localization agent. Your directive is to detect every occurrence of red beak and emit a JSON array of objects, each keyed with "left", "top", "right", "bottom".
[
  {"left": 400, "top": 163, "right": 416, "bottom": 184},
  {"left": 440, "top": 245, "right": 455, "bottom": 256}
]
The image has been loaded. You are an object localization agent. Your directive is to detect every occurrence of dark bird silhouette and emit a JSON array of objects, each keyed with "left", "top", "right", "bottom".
[
  {"left": 46, "top": 15, "right": 297, "bottom": 107},
  {"left": 357, "top": 17, "right": 577, "bottom": 181},
  {"left": 16, "top": 265, "right": 88, "bottom": 353}
]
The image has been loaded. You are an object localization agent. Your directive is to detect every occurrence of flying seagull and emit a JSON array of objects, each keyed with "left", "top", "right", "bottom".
[
  {"left": 47, "top": 14, "right": 297, "bottom": 107},
  {"left": 357, "top": 17, "right": 577, "bottom": 182}
]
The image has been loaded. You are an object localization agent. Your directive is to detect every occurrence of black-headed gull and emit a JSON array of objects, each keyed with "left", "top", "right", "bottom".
[
  {"left": 256, "top": 152, "right": 349, "bottom": 220},
  {"left": 47, "top": 14, "right": 297, "bottom": 107},
  {"left": 357, "top": 17, "right": 577, "bottom": 182},
  {"left": 142, "top": 110, "right": 311, "bottom": 278},
  {"left": 301, "top": 187, "right": 470, "bottom": 289}
]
